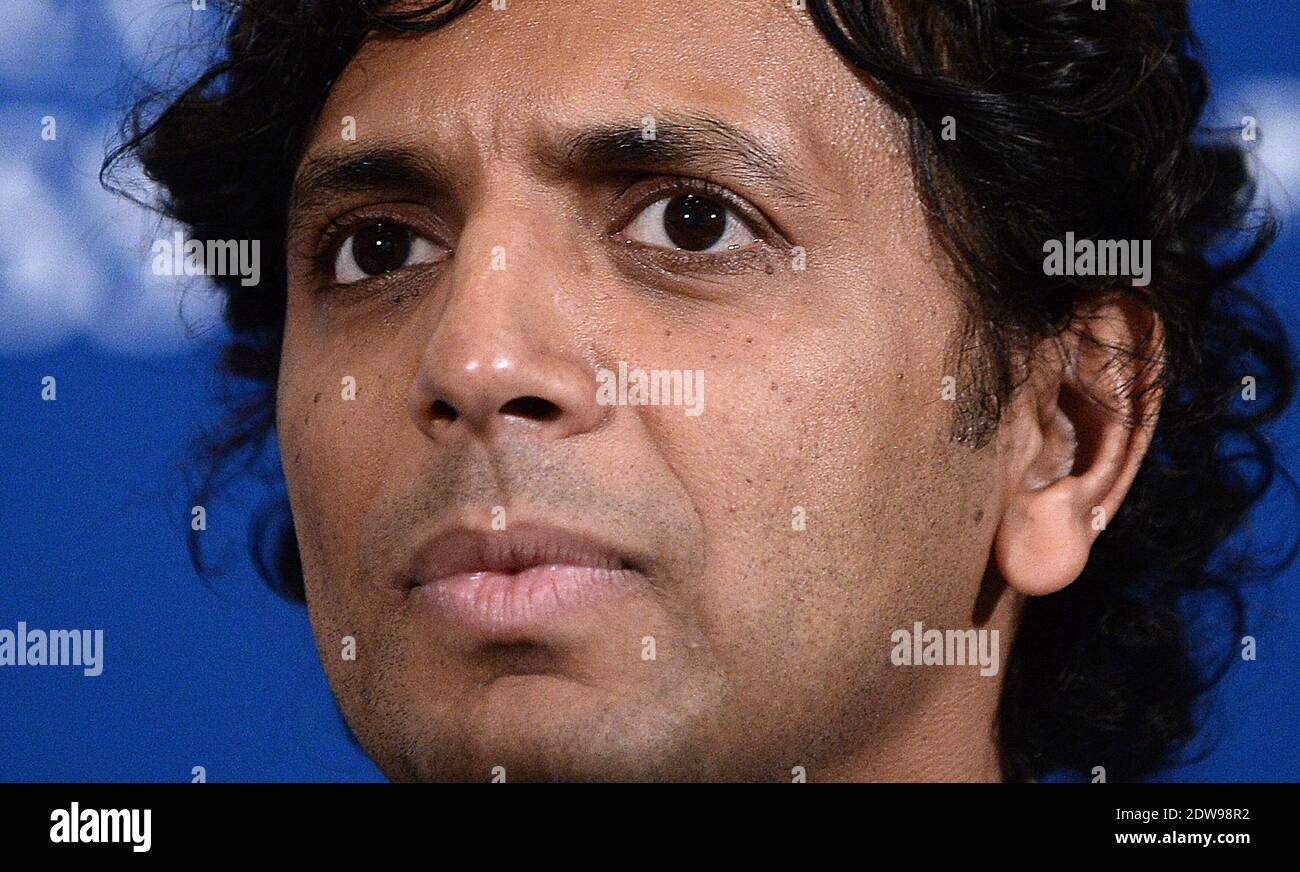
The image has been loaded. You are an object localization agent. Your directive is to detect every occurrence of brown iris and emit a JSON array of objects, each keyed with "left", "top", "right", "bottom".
[
  {"left": 663, "top": 194, "right": 727, "bottom": 251},
  {"left": 351, "top": 221, "right": 412, "bottom": 276}
]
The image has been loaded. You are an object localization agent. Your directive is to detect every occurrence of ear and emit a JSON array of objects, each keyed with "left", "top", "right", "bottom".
[{"left": 992, "top": 294, "right": 1164, "bottom": 596}]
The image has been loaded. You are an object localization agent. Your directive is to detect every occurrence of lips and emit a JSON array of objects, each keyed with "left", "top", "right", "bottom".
[{"left": 405, "top": 523, "right": 647, "bottom": 635}]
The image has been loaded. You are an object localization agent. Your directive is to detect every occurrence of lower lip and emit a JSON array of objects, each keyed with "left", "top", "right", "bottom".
[{"left": 414, "top": 564, "right": 641, "bottom": 635}]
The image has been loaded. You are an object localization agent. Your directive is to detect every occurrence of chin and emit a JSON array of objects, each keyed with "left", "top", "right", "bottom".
[{"left": 358, "top": 673, "right": 728, "bottom": 782}]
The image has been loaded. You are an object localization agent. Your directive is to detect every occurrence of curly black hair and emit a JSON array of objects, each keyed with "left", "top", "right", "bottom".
[{"left": 106, "top": 0, "right": 1296, "bottom": 781}]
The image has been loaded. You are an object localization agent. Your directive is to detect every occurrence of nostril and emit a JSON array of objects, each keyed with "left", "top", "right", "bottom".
[
  {"left": 430, "top": 399, "right": 458, "bottom": 423},
  {"left": 499, "top": 395, "right": 561, "bottom": 422}
]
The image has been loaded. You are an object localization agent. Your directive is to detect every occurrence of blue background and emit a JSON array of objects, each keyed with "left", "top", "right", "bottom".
[{"left": 1, "top": 0, "right": 1296, "bottom": 781}]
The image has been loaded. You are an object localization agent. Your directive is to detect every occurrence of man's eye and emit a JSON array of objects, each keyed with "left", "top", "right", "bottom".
[
  {"left": 621, "top": 193, "right": 757, "bottom": 253},
  {"left": 333, "top": 220, "right": 440, "bottom": 284}
]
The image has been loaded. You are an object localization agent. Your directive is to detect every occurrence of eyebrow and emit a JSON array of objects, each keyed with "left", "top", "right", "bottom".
[
  {"left": 289, "top": 113, "right": 817, "bottom": 220},
  {"left": 289, "top": 147, "right": 453, "bottom": 217},
  {"left": 549, "top": 114, "right": 816, "bottom": 207}
]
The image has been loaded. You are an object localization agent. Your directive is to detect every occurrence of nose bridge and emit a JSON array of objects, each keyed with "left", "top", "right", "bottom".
[{"left": 407, "top": 196, "right": 604, "bottom": 443}]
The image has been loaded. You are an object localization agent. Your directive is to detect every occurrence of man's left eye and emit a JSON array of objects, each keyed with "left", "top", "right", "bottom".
[{"left": 621, "top": 193, "right": 757, "bottom": 253}]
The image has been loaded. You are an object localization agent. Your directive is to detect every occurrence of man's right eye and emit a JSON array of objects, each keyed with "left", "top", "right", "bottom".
[{"left": 333, "top": 220, "right": 441, "bottom": 284}]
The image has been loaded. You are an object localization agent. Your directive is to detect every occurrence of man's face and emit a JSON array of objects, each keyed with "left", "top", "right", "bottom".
[{"left": 278, "top": 0, "right": 1009, "bottom": 781}]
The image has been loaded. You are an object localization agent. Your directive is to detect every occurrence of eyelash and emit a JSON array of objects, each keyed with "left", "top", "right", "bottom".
[
  {"left": 618, "top": 177, "right": 765, "bottom": 233},
  {"left": 308, "top": 177, "right": 778, "bottom": 287},
  {"left": 312, "top": 208, "right": 443, "bottom": 287},
  {"left": 610, "top": 177, "right": 776, "bottom": 263}
]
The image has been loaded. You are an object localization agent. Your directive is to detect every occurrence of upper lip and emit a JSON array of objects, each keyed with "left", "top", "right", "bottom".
[{"left": 404, "top": 521, "right": 641, "bottom": 588}]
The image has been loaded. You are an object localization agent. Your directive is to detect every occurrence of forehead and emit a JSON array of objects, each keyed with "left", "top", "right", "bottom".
[{"left": 307, "top": 0, "right": 908, "bottom": 181}]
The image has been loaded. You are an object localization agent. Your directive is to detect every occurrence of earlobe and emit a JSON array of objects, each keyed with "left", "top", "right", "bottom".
[
  {"left": 994, "top": 391, "right": 1096, "bottom": 596},
  {"left": 994, "top": 477, "right": 1095, "bottom": 596}
]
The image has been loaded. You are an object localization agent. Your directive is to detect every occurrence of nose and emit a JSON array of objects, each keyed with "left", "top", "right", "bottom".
[{"left": 406, "top": 223, "right": 605, "bottom": 444}]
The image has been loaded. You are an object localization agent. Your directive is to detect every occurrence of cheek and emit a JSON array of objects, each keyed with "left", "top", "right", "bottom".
[
  {"left": 658, "top": 288, "right": 992, "bottom": 698},
  {"left": 276, "top": 331, "right": 394, "bottom": 596}
]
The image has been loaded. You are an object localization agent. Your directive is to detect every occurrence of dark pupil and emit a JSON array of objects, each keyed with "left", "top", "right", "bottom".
[
  {"left": 663, "top": 194, "right": 727, "bottom": 251},
  {"left": 352, "top": 221, "right": 411, "bottom": 276}
]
